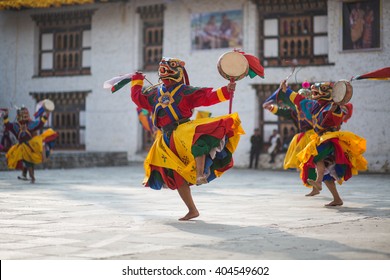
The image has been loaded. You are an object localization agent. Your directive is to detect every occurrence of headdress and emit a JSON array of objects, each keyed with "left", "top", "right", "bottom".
[{"left": 298, "top": 80, "right": 311, "bottom": 98}]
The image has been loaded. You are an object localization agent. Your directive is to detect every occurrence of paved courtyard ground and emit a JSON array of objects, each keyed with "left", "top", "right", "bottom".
[{"left": 0, "top": 164, "right": 389, "bottom": 260}]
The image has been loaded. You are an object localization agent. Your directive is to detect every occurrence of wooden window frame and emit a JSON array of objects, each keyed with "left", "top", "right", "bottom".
[
  {"left": 30, "top": 91, "right": 90, "bottom": 150},
  {"left": 262, "top": 14, "right": 328, "bottom": 67},
  {"left": 256, "top": 0, "right": 329, "bottom": 67},
  {"left": 32, "top": 10, "right": 94, "bottom": 77},
  {"left": 137, "top": 4, "right": 165, "bottom": 72}
]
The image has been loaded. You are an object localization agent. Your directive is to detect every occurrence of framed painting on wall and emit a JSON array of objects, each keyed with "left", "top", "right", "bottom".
[
  {"left": 341, "top": 0, "right": 381, "bottom": 51},
  {"left": 191, "top": 10, "right": 243, "bottom": 50}
]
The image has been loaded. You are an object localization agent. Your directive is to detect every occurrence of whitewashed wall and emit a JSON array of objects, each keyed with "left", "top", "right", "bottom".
[
  {"left": 161, "top": 0, "right": 258, "bottom": 168},
  {"left": 0, "top": 0, "right": 389, "bottom": 172},
  {"left": 326, "top": 0, "right": 390, "bottom": 173}
]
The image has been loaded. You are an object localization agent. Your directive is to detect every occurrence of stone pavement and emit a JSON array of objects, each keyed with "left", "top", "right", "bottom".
[{"left": 0, "top": 164, "right": 389, "bottom": 260}]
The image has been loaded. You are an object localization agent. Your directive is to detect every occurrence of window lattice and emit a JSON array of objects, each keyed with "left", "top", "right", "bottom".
[
  {"left": 32, "top": 10, "right": 94, "bottom": 77},
  {"left": 30, "top": 91, "right": 90, "bottom": 150},
  {"left": 137, "top": 4, "right": 165, "bottom": 72}
]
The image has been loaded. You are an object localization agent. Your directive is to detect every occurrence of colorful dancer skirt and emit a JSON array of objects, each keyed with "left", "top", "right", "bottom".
[
  {"left": 283, "top": 129, "right": 315, "bottom": 170},
  {"left": 143, "top": 112, "right": 245, "bottom": 190},
  {"left": 297, "top": 130, "right": 367, "bottom": 186},
  {"left": 6, "top": 129, "right": 58, "bottom": 169}
]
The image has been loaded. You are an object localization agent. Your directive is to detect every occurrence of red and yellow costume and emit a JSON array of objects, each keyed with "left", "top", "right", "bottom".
[
  {"left": 131, "top": 57, "right": 244, "bottom": 190},
  {"left": 279, "top": 82, "right": 367, "bottom": 186},
  {"left": 3, "top": 108, "right": 58, "bottom": 170}
]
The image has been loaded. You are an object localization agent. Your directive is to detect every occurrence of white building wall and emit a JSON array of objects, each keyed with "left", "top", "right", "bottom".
[
  {"left": 161, "top": 0, "right": 257, "bottom": 168},
  {"left": 87, "top": 3, "right": 138, "bottom": 158},
  {"left": 0, "top": 0, "right": 389, "bottom": 172},
  {"left": 326, "top": 0, "right": 390, "bottom": 172}
]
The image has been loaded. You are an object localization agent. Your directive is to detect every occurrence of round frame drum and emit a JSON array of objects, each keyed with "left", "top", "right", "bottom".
[
  {"left": 217, "top": 51, "right": 249, "bottom": 81},
  {"left": 332, "top": 80, "right": 353, "bottom": 105},
  {"left": 42, "top": 99, "right": 55, "bottom": 112}
]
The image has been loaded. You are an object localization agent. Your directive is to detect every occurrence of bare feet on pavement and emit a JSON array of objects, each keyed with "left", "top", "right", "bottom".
[
  {"left": 305, "top": 188, "right": 320, "bottom": 196},
  {"left": 307, "top": 179, "right": 323, "bottom": 191},
  {"left": 325, "top": 200, "right": 343, "bottom": 207},
  {"left": 179, "top": 210, "right": 199, "bottom": 221}
]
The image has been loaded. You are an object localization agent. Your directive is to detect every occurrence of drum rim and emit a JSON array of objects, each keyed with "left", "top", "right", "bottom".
[
  {"left": 43, "top": 99, "right": 55, "bottom": 111},
  {"left": 217, "top": 51, "right": 249, "bottom": 81},
  {"left": 332, "top": 80, "right": 352, "bottom": 104}
]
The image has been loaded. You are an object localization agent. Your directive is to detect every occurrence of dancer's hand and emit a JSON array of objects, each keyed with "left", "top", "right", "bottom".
[
  {"left": 227, "top": 81, "right": 236, "bottom": 92},
  {"left": 280, "top": 80, "right": 288, "bottom": 92},
  {"left": 263, "top": 100, "right": 274, "bottom": 111},
  {"left": 132, "top": 71, "right": 145, "bottom": 80}
]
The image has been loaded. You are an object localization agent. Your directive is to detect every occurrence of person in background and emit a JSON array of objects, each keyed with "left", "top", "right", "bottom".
[
  {"left": 268, "top": 129, "right": 281, "bottom": 164},
  {"left": 249, "top": 128, "right": 263, "bottom": 169}
]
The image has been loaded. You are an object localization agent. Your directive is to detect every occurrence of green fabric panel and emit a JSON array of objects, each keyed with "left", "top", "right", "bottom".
[
  {"left": 308, "top": 168, "right": 317, "bottom": 181},
  {"left": 278, "top": 91, "right": 295, "bottom": 109},
  {"left": 248, "top": 68, "right": 257, "bottom": 78},
  {"left": 192, "top": 135, "right": 221, "bottom": 157},
  {"left": 211, "top": 150, "right": 232, "bottom": 170},
  {"left": 275, "top": 107, "right": 293, "bottom": 119},
  {"left": 112, "top": 78, "right": 131, "bottom": 93},
  {"left": 313, "top": 142, "right": 335, "bottom": 162}
]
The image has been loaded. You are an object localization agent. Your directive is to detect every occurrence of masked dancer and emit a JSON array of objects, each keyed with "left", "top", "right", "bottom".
[
  {"left": 2, "top": 106, "right": 58, "bottom": 183},
  {"left": 278, "top": 79, "right": 367, "bottom": 206},
  {"left": 130, "top": 57, "right": 245, "bottom": 220}
]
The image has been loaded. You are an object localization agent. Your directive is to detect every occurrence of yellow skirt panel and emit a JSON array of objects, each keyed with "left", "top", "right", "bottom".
[
  {"left": 6, "top": 137, "right": 43, "bottom": 169},
  {"left": 5, "top": 129, "right": 58, "bottom": 169},
  {"left": 143, "top": 112, "right": 244, "bottom": 185},
  {"left": 283, "top": 129, "right": 315, "bottom": 170},
  {"left": 296, "top": 130, "right": 368, "bottom": 179}
]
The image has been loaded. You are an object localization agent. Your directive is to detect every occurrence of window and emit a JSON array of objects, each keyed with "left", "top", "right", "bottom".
[
  {"left": 30, "top": 91, "right": 90, "bottom": 150},
  {"left": 258, "top": 0, "right": 328, "bottom": 67},
  {"left": 137, "top": 4, "right": 165, "bottom": 71},
  {"left": 32, "top": 10, "right": 94, "bottom": 77}
]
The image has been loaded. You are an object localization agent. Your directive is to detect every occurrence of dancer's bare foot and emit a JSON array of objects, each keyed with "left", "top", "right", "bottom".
[
  {"left": 305, "top": 188, "right": 320, "bottom": 196},
  {"left": 179, "top": 210, "right": 199, "bottom": 221},
  {"left": 196, "top": 176, "right": 208, "bottom": 186},
  {"left": 307, "top": 179, "right": 322, "bottom": 191},
  {"left": 325, "top": 200, "right": 343, "bottom": 207}
]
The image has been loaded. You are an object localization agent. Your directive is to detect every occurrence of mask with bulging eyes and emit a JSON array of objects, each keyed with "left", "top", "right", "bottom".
[
  {"left": 310, "top": 82, "right": 334, "bottom": 101},
  {"left": 158, "top": 57, "right": 186, "bottom": 83}
]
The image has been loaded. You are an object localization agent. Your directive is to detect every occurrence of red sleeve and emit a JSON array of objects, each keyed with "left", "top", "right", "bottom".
[
  {"left": 187, "top": 86, "right": 231, "bottom": 108},
  {"left": 130, "top": 73, "right": 154, "bottom": 112},
  {"left": 342, "top": 103, "right": 353, "bottom": 123}
]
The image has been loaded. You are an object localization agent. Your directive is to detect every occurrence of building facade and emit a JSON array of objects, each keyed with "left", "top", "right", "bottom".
[{"left": 0, "top": 0, "right": 389, "bottom": 172}]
